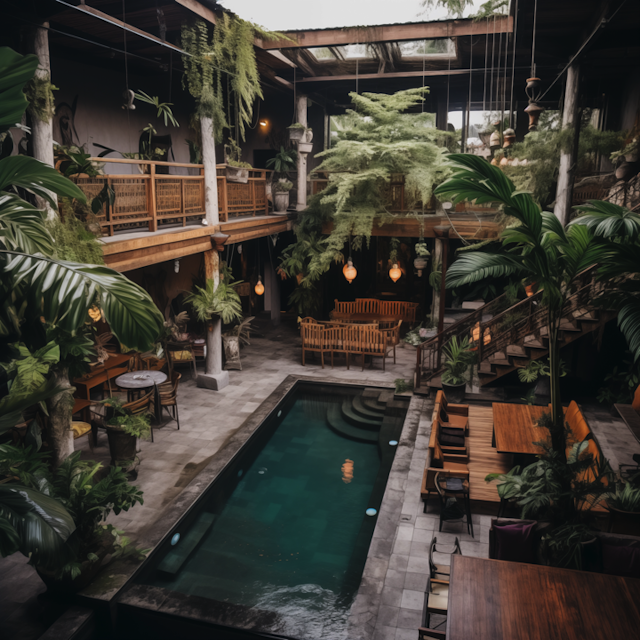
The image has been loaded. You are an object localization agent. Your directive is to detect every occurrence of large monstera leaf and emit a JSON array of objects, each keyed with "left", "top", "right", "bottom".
[
  {"left": 0, "top": 485, "right": 75, "bottom": 568},
  {"left": 4, "top": 253, "right": 165, "bottom": 352},
  {"left": 0, "top": 47, "right": 38, "bottom": 135}
]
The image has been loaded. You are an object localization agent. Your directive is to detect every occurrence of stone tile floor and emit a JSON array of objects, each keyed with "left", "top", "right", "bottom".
[{"left": 2, "top": 313, "right": 639, "bottom": 640}]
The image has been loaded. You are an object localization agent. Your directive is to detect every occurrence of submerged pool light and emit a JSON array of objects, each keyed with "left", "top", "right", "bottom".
[
  {"left": 389, "top": 440, "right": 398, "bottom": 446},
  {"left": 171, "top": 533, "right": 181, "bottom": 546},
  {"left": 366, "top": 508, "right": 377, "bottom": 517}
]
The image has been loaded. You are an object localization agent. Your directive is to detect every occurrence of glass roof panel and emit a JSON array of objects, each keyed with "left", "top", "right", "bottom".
[{"left": 399, "top": 38, "right": 455, "bottom": 58}]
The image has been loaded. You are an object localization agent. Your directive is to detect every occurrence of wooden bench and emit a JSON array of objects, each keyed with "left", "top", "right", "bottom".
[
  {"left": 300, "top": 319, "right": 398, "bottom": 371},
  {"left": 330, "top": 298, "right": 419, "bottom": 324}
]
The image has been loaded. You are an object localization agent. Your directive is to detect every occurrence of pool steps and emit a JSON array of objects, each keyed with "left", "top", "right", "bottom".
[
  {"left": 327, "top": 403, "right": 378, "bottom": 443},
  {"left": 157, "top": 511, "right": 215, "bottom": 576}
]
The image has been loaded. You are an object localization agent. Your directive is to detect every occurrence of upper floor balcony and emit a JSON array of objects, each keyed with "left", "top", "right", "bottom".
[{"left": 77, "top": 158, "right": 274, "bottom": 237}]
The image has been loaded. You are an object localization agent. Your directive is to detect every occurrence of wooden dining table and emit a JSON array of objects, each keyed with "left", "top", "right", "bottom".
[
  {"left": 73, "top": 353, "right": 132, "bottom": 399},
  {"left": 492, "top": 402, "right": 555, "bottom": 455},
  {"left": 446, "top": 555, "right": 640, "bottom": 640}
]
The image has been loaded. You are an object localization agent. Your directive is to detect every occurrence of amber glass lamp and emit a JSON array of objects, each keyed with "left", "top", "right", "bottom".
[
  {"left": 344, "top": 259, "right": 357, "bottom": 284},
  {"left": 389, "top": 263, "right": 402, "bottom": 283},
  {"left": 255, "top": 275, "right": 264, "bottom": 296}
]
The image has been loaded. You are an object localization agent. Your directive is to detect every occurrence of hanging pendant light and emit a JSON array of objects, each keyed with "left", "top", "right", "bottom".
[
  {"left": 255, "top": 275, "right": 264, "bottom": 296},
  {"left": 389, "top": 263, "right": 402, "bottom": 283},
  {"left": 344, "top": 258, "right": 357, "bottom": 284}
]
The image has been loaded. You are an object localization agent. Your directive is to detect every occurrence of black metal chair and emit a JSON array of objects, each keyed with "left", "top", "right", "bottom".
[
  {"left": 429, "top": 536, "right": 462, "bottom": 583},
  {"left": 435, "top": 471, "right": 474, "bottom": 538}
]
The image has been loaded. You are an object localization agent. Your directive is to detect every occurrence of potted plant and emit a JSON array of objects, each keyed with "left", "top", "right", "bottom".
[
  {"left": 606, "top": 480, "right": 640, "bottom": 534},
  {"left": 287, "top": 122, "right": 307, "bottom": 142},
  {"left": 0, "top": 444, "right": 145, "bottom": 592},
  {"left": 225, "top": 138, "right": 252, "bottom": 184},
  {"left": 100, "top": 397, "right": 151, "bottom": 473},
  {"left": 441, "top": 335, "right": 475, "bottom": 402},
  {"left": 403, "top": 320, "right": 437, "bottom": 346},
  {"left": 222, "top": 316, "right": 254, "bottom": 371},
  {"left": 414, "top": 241, "right": 430, "bottom": 275},
  {"left": 273, "top": 180, "right": 293, "bottom": 213}
]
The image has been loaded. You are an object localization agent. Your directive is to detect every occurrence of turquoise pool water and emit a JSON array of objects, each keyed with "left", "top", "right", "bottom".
[{"left": 144, "top": 385, "right": 404, "bottom": 639}]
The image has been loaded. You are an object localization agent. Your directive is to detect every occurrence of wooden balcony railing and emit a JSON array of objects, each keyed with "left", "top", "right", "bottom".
[{"left": 77, "top": 158, "right": 271, "bottom": 236}]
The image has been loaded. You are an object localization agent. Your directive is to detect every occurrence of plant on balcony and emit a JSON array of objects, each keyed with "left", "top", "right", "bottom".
[
  {"left": 266, "top": 146, "right": 297, "bottom": 177},
  {"left": 0, "top": 47, "right": 165, "bottom": 468},
  {"left": 278, "top": 88, "right": 452, "bottom": 295},
  {"left": 441, "top": 335, "right": 475, "bottom": 401}
]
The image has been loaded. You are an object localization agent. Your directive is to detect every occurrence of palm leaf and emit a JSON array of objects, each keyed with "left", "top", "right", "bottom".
[
  {"left": 572, "top": 200, "right": 640, "bottom": 242},
  {"left": 0, "top": 155, "right": 87, "bottom": 208},
  {"left": 0, "top": 47, "right": 38, "bottom": 135},
  {"left": 3, "top": 252, "right": 164, "bottom": 352},
  {"left": 618, "top": 297, "right": 640, "bottom": 362},
  {"left": 0, "top": 193, "right": 53, "bottom": 254},
  {"left": 446, "top": 252, "right": 526, "bottom": 288},
  {"left": 0, "top": 484, "right": 75, "bottom": 568}
]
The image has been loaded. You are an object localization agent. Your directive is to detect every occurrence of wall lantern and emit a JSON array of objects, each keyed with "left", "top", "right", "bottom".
[
  {"left": 525, "top": 283, "right": 536, "bottom": 297},
  {"left": 471, "top": 321, "right": 491, "bottom": 347},
  {"left": 389, "top": 263, "right": 402, "bottom": 283},
  {"left": 259, "top": 120, "right": 268, "bottom": 127},
  {"left": 255, "top": 275, "right": 265, "bottom": 296},
  {"left": 344, "top": 258, "right": 357, "bottom": 284}
]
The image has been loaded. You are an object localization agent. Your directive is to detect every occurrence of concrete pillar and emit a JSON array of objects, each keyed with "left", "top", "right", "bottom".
[
  {"left": 554, "top": 64, "right": 581, "bottom": 227},
  {"left": 296, "top": 94, "right": 309, "bottom": 211},
  {"left": 197, "top": 248, "right": 229, "bottom": 391},
  {"left": 264, "top": 259, "right": 281, "bottom": 326},
  {"left": 29, "top": 23, "right": 56, "bottom": 219},
  {"left": 201, "top": 116, "right": 219, "bottom": 226}
]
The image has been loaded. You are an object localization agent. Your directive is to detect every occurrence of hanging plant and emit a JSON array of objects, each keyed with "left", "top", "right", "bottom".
[
  {"left": 181, "top": 18, "right": 287, "bottom": 143},
  {"left": 389, "top": 237, "right": 400, "bottom": 264}
]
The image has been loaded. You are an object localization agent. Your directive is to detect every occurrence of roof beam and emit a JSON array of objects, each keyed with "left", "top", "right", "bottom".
[
  {"left": 298, "top": 67, "right": 479, "bottom": 83},
  {"left": 175, "top": 0, "right": 217, "bottom": 24},
  {"left": 259, "top": 16, "right": 513, "bottom": 50}
]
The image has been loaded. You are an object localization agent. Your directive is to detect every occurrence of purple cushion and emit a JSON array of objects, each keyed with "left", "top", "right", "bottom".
[
  {"left": 602, "top": 542, "right": 640, "bottom": 579},
  {"left": 493, "top": 522, "right": 537, "bottom": 564}
]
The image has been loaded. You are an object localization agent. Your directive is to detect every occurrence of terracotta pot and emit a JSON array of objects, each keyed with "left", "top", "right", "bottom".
[
  {"left": 525, "top": 102, "right": 545, "bottom": 131},
  {"left": 525, "top": 77, "right": 542, "bottom": 102},
  {"left": 274, "top": 192, "right": 290, "bottom": 213},
  {"left": 226, "top": 166, "right": 249, "bottom": 184}
]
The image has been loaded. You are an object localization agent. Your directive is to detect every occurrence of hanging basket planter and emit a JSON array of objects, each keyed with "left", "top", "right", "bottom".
[
  {"left": 298, "top": 141, "right": 313, "bottom": 154},
  {"left": 226, "top": 166, "right": 249, "bottom": 184},
  {"left": 288, "top": 126, "right": 306, "bottom": 142}
]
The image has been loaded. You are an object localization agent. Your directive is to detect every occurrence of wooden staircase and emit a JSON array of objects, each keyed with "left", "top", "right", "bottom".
[{"left": 415, "top": 266, "right": 615, "bottom": 391}]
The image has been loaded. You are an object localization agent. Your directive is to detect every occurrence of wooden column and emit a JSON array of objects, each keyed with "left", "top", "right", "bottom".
[
  {"left": 149, "top": 164, "right": 158, "bottom": 232},
  {"left": 29, "top": 22, "right": 56, "bottom": 219},
  {"left": 554, "top": 64, "right": 581, "bottom": 226}
]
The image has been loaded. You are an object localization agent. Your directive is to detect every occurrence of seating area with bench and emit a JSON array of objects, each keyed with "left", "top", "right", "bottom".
[
  {"left": 299, "top": 318, "right": 403, "bottom": 370},
  {"left": 330, "top": 298, "right": 419, "bottom": 324}
]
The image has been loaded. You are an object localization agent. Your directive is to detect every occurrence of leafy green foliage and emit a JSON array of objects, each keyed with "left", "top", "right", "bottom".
[
  {"left": 266, "top": 146, "right": 297, "bottom": 174},
  {"left": 607, "top": 480, "right": 640, "bottom": 512},
  {"left": 0, "top": 47, "right": 38, "bottom": 134},
  {"left": 517, "top": 357, "right": 567, "bottom": 383},
  {"left": 486, "top": 413, "right": 613, "bottom": 569},
  {"left": 279, "top": 88, "right": 451, "bottom": 285},
  {"left": 47, "top": 213, "right": 104, "bottom": 265},
  {"left": 134, "top": 91, "right": 179, "bottom": 128},
  {"left": 441, "top": 335, "right": 475, "bottom": 386},
  {"left": 181, "top": 18, "right": 285, "bottom": 142},
  {"left": 185, "top": 278, "right": 243, "bottom": 325},
  {"left": 102, "top": 397, "right": 151, "bottom": 440},
  {"left": 0, "top": 445, "right": 144, "bottom": 575},
  {"left": 596, "top": 356, "right": 639, "bottom": 405},
  {"left": 504, "top": 125, "right": 622, "bottom": 207},
  {"left": 24, "top": 75, "right": 57, "bottom": 123}
]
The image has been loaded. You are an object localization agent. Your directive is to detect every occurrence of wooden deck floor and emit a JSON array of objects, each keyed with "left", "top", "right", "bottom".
[{"left": 467, "top": 405, "right": 513, "bottom": 504}]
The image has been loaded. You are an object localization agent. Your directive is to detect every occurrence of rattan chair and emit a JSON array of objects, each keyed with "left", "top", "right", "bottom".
[{"left": 156, "top": 371, "right": 181, "bottom": 437}]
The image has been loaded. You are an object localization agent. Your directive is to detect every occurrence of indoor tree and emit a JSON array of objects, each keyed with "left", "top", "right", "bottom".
[{"left": 278, "top": 88, "right": 451, "bottom": 313}]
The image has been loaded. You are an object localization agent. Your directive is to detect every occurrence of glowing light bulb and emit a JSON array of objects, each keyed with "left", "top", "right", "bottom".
[
  {"left": 255, "top": 276, "right": 265, "bottom": 296},
  {"left": 389, "top": 263, "right": 402, "bottom": 283},
  {"left": 344, "top": 259, "right": 357, "bottom": 284}
]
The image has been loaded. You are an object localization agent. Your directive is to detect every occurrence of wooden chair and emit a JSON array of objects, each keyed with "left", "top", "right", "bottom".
[
  {"left": 166, "top": 341, "right": 197, "bottom": 379},
  {"left": 381, "top": 320, "right": 402, "bottom": 364},
  {"left": 123, "top": 390, "right": 154, "bottom": 418},
  {"left": 104, "top": 365, "right": 130, "bottom": 398},
  {"left": 435, "top": 471, "right": 474, "bottom": 538},
  {"left": 429, "top": 536, "right": 462, "bottom": 583},
  {"left": 418, "top": 628, "right": 446, "bottom": 640},
  {"left": 422, "top": 577, "right": 449, "bottom": 629},
  {"left": 157, "top": 371, "right": 181, "bottom": 436},
  {"left": 436, "top": 390, "right": 469, "bottom": 432},
  {"left": 422, "top": 440, "right": 470, "bottom": 513},
  {"left": 362, "top": 326, "right": 387, "bottom": 371},
  {"left": 301, "top": 322, "right": 326, "bottom": 367}
]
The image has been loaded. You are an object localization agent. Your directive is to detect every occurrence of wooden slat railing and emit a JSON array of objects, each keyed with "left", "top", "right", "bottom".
[{"left": 78, "top": 158, "right": 271, "bottom": 235}]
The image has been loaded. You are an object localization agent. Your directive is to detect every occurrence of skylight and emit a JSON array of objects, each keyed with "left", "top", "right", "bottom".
[{"left": 307, "top": 39, "right": 456, "bottom": 62}]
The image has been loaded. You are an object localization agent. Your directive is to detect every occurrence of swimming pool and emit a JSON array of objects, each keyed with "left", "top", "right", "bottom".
[{"left": 132, "top": 382, "right": 408, "bottom": 639}]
